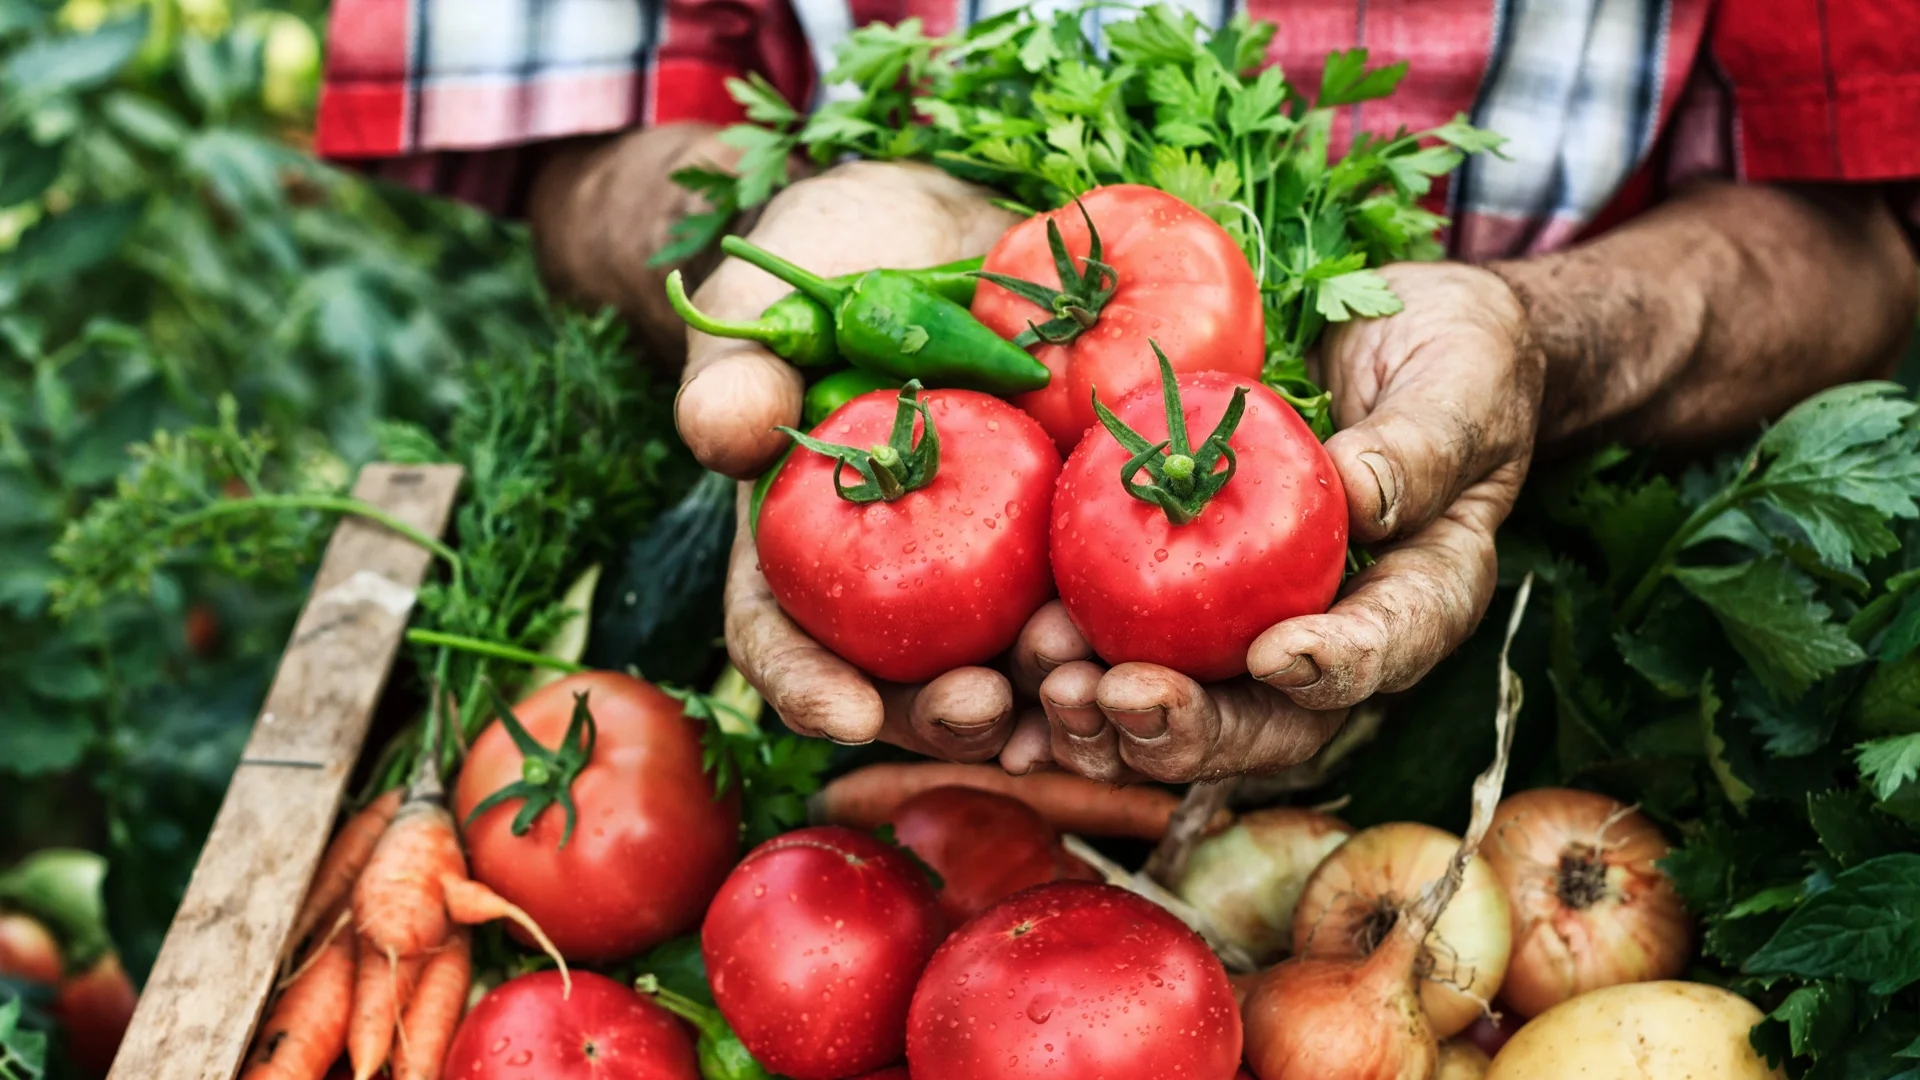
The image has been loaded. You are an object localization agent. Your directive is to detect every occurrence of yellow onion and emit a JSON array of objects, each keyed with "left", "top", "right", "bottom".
[
  {"left": 1292, "top": 822, "right": 1511, "bottom": 1038},
  {"left": 1175, "top": 807, "right": 1354, "bottom": 964},
  {"left": 1242, "top": 919, "right": 1438, "bottom": 1080},
  {"left": 1481, "top": 788, "right": 1691, "bottom": 1018}
]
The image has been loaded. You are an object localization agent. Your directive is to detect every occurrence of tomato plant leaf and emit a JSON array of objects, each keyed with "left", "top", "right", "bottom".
[
  {"left": 1, "top": 12, "right": 146, "bottom": 96},
  {"left": 1745, "top": 853, "right": 1920, "bottom": 994}
]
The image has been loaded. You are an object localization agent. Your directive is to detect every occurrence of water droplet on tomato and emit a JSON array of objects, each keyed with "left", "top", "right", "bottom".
[
  {"left": 490, "top": 1038, "right": 510, "bottom": 1055},
  {"left": 506, "top": 1051, "right": 532, "bottom": 1066},
  {"left": 903, "top": 541, "right": 918, "bottom": 553},
  {"left": 753, "top": 884, "right": 766, "bottom": 897},
  {"left": 1153, "top": 548, "right": 1168, "bottom": 562},
  {"left": 1027, "top": 992, "right": 1058, "bottom": 1023},
  {"left": 1193, "top": 563, "right": 1206, "bottom": 574},
  {"left": 985, "top": 518, "right": 997, "bottom": 529},
  {"left": 1005, "top": 501, "right": 1021, "bottom": 518},
  {"left": 987, "top": 419, "right": 1000, "bottom": 432}
]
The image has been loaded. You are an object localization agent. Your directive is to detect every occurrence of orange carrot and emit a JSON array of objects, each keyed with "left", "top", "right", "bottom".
[
  {"left": 242, "top": 927, "right": 356, "bottom": 1080},
  {"left": 292, "top": 789, "right": 403, "bottom": 948},
  {"left": 348, "top": 940, "right": 424, "bottom": 1080},
  {"left": 394, "top": 931, "right": 472, "bottom": 1080},
  {"left": 353, "top": 798, "right": 464, "bottom": 960},
  {"left": 814, "top": 763, "right": 1215, "bottom": 840},
  {"left": 440, "top": 877, "right": 569, "bottom": 995}
]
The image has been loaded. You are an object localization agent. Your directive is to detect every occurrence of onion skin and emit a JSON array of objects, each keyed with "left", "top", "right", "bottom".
[
  {"left": 1175, "top": 808, "right": 1354, "bottom": 964},
  {"left": 1292, "top": 822, "right": 1511, "bottom": 1038},
  {"left": 1242, "top": 925, "right": 1436, "bottom": 1080},
  {"left": 1482, "top": 789, "right": 1691, "bottom": 1018}
]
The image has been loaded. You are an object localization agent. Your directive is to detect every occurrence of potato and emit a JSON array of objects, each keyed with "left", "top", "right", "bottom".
[
  {"left": 1438, "top": 1040, "right": 1490, "bottom": 1080},
  {"left": 1487, "top": 981, "right": 1783, "bottom": 1080}
]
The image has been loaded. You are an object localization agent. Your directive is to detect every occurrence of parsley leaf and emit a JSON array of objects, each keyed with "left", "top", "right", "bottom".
[
  {"left": 1858, "top": 735, "right": 1920, "bottom": 802},
  {"left": 1312, "top": 267, "right": 1402, "bottom": 321},
  {"left": 1317, "top": 48, "right": 1407, "bottom": 106}
]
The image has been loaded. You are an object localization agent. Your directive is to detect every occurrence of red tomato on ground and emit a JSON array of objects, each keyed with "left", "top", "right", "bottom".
[
  {"left": 56, "top": 953, "right": 136, "bottom": 1078},
  {"left": 454, "top": 671, "right": 740, "bottom": 962},
  {"left": 1051, "top": 366, "right": 1347, "bottom": 682},
  {"left": 973, "top": 185, "right": 1266, "bottom": 453},
  {"left": 889, "top": 786, "right": 1082, "bottom": 925},
  {"left": 443, "top": 970, "right": 699, "bottom": 1080},
  {"left": 702, "top": 826, "right": 946, "bottom": 1080},
  {"left": 757, "top": 387, "right": 1060, "bottom": 683},
  {"left": 0, "top": 913, "right": 61, "bottom": 984},
  {"left": 907, "top": 881, "right": 1242, "bottom": 1080}
]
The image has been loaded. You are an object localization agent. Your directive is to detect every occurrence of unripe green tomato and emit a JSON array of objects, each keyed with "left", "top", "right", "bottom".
[{"left": 248, "top": 12, "right": 321, "bottom": 118}]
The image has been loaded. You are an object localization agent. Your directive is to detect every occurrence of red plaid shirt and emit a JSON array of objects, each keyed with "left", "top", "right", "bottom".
[{"left": 316, "top": 0, "right": 1920, "bottom": 260}]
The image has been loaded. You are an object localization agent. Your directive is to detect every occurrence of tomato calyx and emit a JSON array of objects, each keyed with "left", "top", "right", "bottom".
[
  {"left": 973, "top": 200, "right": 1118, "bottom": 349},
  {"left": 635, "top": 975, "right": 774, "bottom": 1080},
  {"left": 1093, "top": 341, "right": 1248, "bottom": 526},
  {"left": 464, "top": 683, "right": 598, "bottom": 848},
  {"left": 777, "top": 381, "right": 941, "bottom": 504}
]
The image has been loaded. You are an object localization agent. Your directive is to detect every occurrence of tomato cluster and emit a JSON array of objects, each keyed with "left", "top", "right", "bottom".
[{"left": 756, "top": 185, "right": 1348, "bottom": 685}]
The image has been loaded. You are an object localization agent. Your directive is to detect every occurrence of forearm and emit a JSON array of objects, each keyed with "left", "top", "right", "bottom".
[
  {"left": 525, "top": 123, "right": 743, "bottom": 364},
  {"left": 1490, "top": 181, "right": 1918, "bottom": 452}
]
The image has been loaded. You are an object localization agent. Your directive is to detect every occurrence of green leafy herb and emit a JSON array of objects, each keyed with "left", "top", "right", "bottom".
[
  {"left": 664, "top": 3, "right": 1502, "bottom": 437},
  {"left": 669, "top": 667, "right": 833, "bottom": 847},
  {"left": 1745, "top": 854, "right": 1920, "bottom": 994}
]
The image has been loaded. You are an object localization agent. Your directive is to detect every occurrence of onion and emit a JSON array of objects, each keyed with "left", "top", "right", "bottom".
[
  {"left": 1174, "top": 807, "right": 1354, "bottom": 964},
  {"left": 1481, "top": 788, "right": 1691, "bottom": 1017},
  {"left": 1291, "top": 822, "right": 1512, "bottom": 1037}
]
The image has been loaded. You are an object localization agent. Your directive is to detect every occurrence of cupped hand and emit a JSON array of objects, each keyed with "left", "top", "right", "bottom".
[
  {"left": 683, "top": 161, "right": 1026, "bottom": 758},
  {"left": 1004, "top": 262, "right": 1543, "bottom": 782}
]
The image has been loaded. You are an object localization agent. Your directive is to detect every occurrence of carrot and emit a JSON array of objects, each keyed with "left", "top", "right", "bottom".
[
  {"left": 242, "top": 927, "right": 356, "bottom": 1080},
  {"left": 348, "top": 940, "right": 424, "bottom": 1080},
  {"left": 813, "top": 763, "right": 1218, "bottom": 840},
  {"left": 292, "top": 789, "right": 403, "bottom": 949},
  {"left": 394, "top": 930, "right": 472, "bottom": 1080},
  {"left": 440, "top": 876, "right": 569, "bottom": 996},
  {"left": 353, "top": 797, "right": 464, "bottom": 960}
]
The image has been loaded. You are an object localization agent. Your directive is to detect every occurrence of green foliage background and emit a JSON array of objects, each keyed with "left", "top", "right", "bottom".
[{"left": 0, "top": 0, "right": 554, "bottom": 1002}]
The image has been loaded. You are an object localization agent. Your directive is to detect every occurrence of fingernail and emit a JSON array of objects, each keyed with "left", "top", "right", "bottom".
[
  {"left": 936, "top": 711, "right": 1008, "bottom": 738},
  {"left": 1105, "top": 705, "right": 1167, "bottom": 741},
  {"left": 1358, "top": 451, "right": 1396, "bottom": 529},
  {"left": 1034, "top": 651, "right": 1067, "bottom": 675},
  {"left": 1043, "top": 696, "right": 1106, "bottom": 739},
  {"left": 1256, "top": 654, "right": 1323, "bottom": 689},
  {"left": 825, "top": 735, "right": 874, "bottom": 747}
]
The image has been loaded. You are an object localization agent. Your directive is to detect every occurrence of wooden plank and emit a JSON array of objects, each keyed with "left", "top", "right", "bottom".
[{"left": 107, "top": 463, "right": 464, "bottom": 1080}]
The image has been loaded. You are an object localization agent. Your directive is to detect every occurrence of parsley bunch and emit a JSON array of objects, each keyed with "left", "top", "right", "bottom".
[{"left": 665, "top": 3, "right": 1502, "bottom": 435}]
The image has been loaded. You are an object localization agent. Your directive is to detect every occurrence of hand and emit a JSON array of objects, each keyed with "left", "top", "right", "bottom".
[
  {"left": 685, "top": 162, "right": 1027, "bottom": 757},
  {"left": 1004, "top": 262, "right": 1543, "bottom": 782}
]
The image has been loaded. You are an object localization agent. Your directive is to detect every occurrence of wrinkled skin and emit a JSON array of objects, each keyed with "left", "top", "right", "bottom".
[
  {"left": 907, "top": 881, "right": 1242, "bottom": 1080},
  {"left": 702, "top": 826, "right": 946, "bottom": 1080},
  {"left": 454, "top": 672, "right": 741, "bottom": 962},
  {"left": 443, "top": 971, "right": 700, "bottom": 1080}
]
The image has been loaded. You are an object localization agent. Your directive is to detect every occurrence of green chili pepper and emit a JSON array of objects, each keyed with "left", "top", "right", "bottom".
[
  {"left": 805, "top": 369, "right": 902, "bottom": 428},
  {"left": 719, "top": 237, "right": 1051, "bottom": 395},
  {"left": 664, "top": 257, "right": 984, "bottom": 369}
]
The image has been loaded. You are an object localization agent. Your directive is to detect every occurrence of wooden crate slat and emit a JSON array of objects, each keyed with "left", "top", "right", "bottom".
[{"left": 107, "top": 463, "right": 463, "bottom": 1080}]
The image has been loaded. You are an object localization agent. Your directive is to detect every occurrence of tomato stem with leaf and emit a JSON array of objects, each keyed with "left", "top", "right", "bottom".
[
  {"left": 973, "top": 200, "right": 1118, "bottom": 348},
  {"left": 462, "top": 684, "right": 598, "bottom": 847},
  {"left": 1091, "top": 341, "right": 1247, "bottom": 526},
  {"left": 635, "top": 974, "right": 776, "bottom": 1080},
  {"left": 778, "top": 381, "right": 941, "bottom": 503}
]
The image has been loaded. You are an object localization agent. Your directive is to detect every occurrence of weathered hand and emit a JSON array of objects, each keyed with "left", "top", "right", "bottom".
[
  {"left": 683, "top": 162, "right": 1026, "bottom": 758},
  {"left": 1004, "top": 263, "right": 1543, "bottom": 782}
]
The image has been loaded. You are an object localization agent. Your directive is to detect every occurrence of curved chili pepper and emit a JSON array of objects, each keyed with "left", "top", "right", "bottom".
[
  {"left": 805, "top": 369, "right": 902, "bottom": 428},
  {"left": 718, "top": 238, "right": 1051, "bottom": 395},
  {"left": 664, "top": 257, "right": 984, "bottom": 369}
]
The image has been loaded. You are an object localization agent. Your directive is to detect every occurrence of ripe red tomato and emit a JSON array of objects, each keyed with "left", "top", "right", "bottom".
[
  {"left": 454, "top": 671, "right": 740, "bottom": 962},
  {"left": 889, "top": 786, "right": 1081, "bottom": 925},
  {"left": 757, "top": 387, "right": 1060, "bottom": 683},
  {"left": 702, "top": 826, "right": 946, "bottom": 1080},
  {"left": 0, "top": 912, "right": 61, "bottom": 984},
  {"left": 443, "top": 970, "right": 699, "bottom": 1080},
  {"left": 973, "top": 184, "right": 1266, "bottom": 453},
  {"left": 1051, "top": 369, "right": 1347, "bottom": 682},
  {"left": 56, "top": 953, "right": 137, "bottom": 1078},
  {"left": 907, "top": 881, "right": 1242, "bottom": 1080}
]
